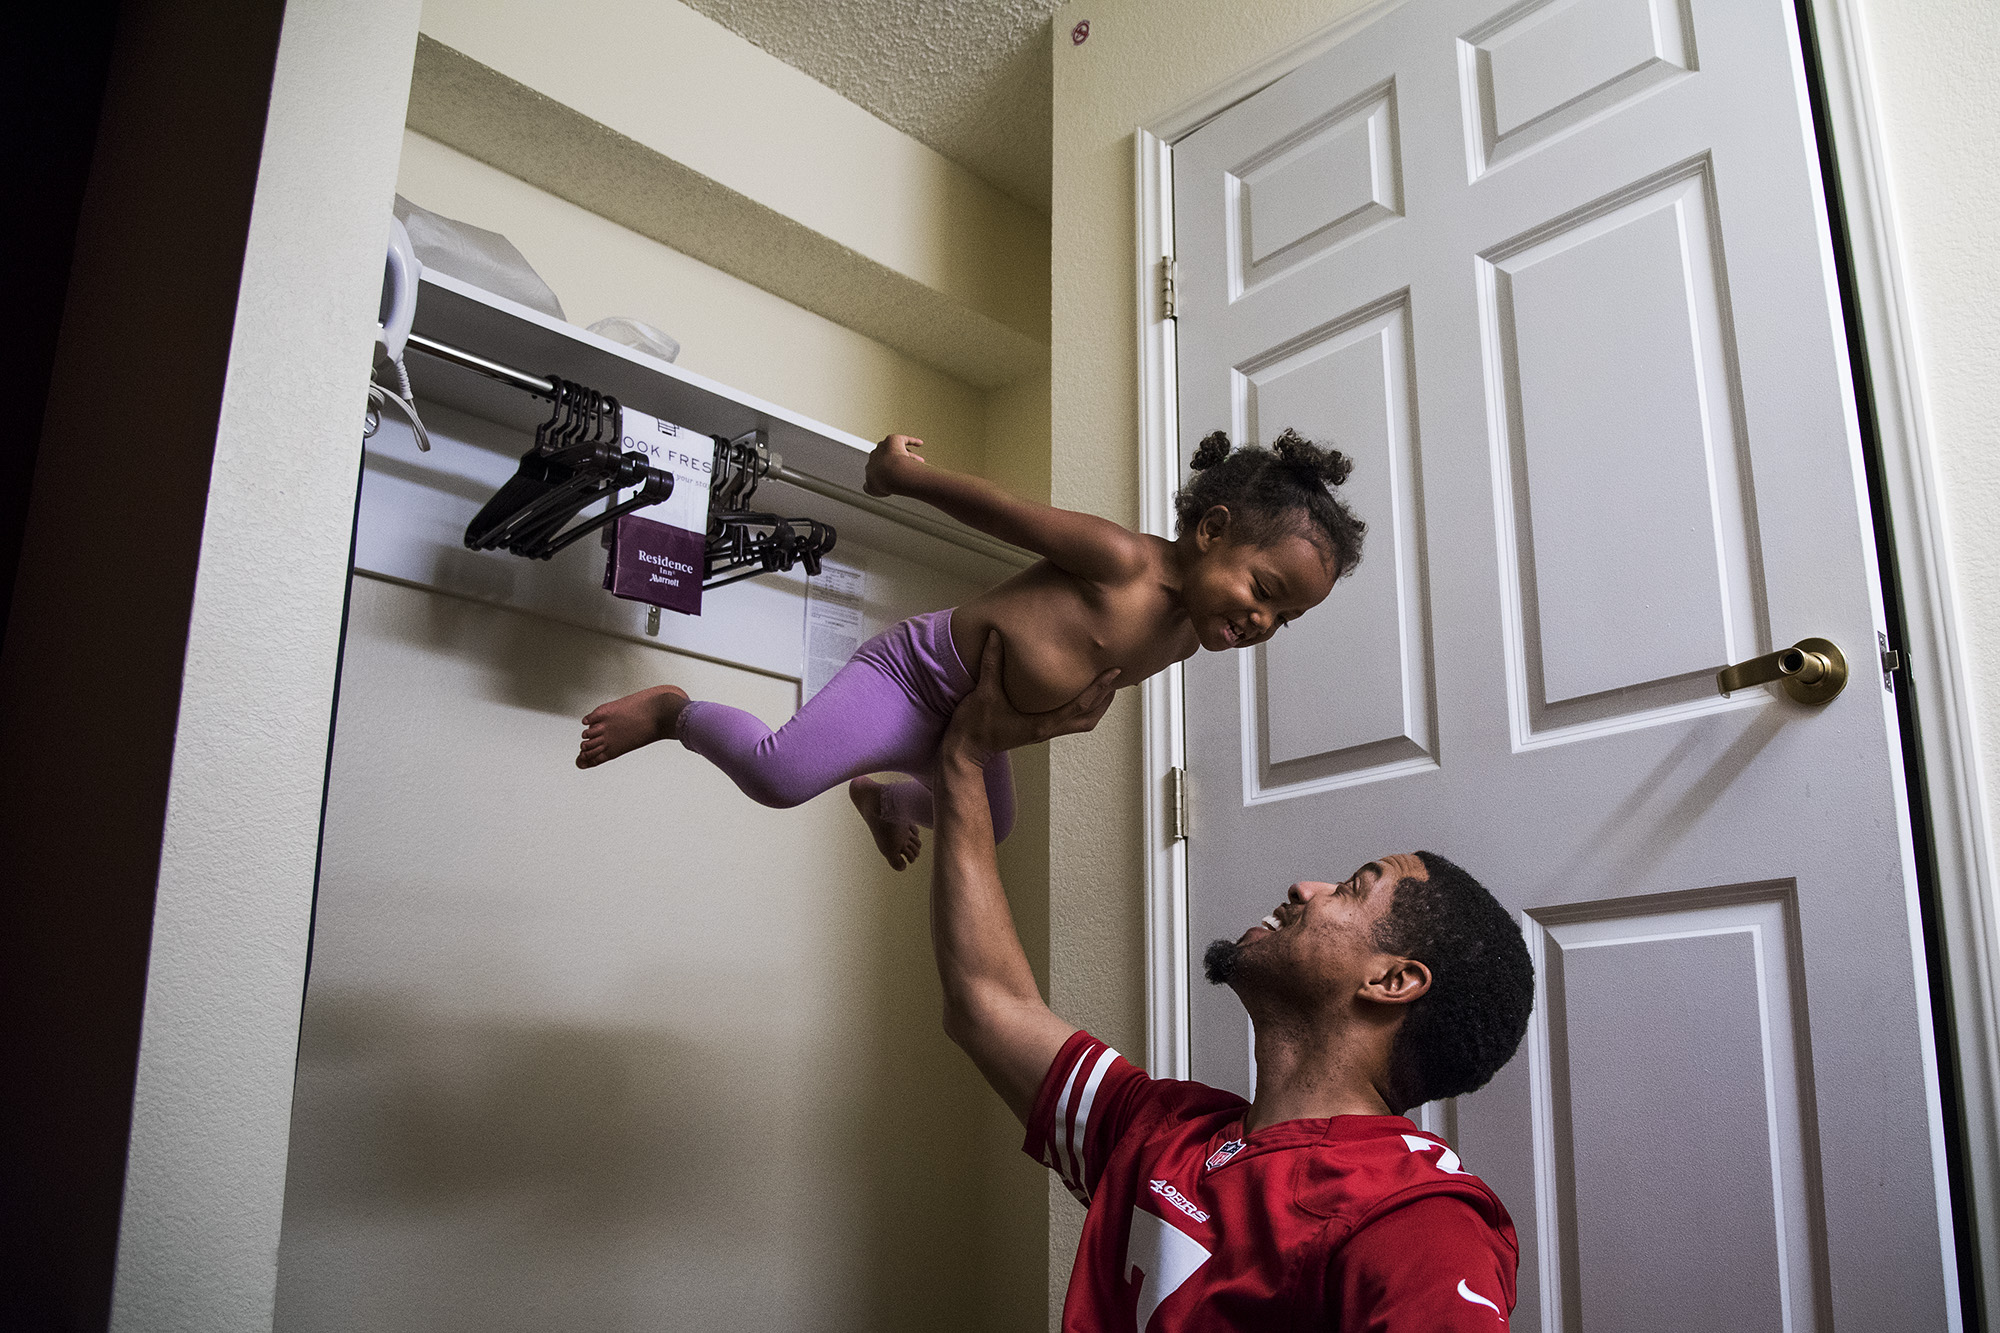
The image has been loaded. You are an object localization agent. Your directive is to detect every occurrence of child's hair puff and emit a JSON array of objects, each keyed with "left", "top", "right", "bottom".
[{"left": 1175, "top": 428, "right": 1365, "bottom": 578}]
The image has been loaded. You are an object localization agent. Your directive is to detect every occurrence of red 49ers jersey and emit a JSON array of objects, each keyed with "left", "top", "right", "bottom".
[{"left": 1025, "top": 1031, "right": 1519, "bottom": 1332}]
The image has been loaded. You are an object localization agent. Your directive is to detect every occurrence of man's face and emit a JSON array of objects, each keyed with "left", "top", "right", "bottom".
[{"left": 1204, "top": 853, "right": 1427, "bottom": 1009}]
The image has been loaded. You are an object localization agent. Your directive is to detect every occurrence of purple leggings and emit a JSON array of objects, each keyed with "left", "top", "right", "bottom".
[{"left": 677, "top": 609, "right": 1014, "bottom": 839}]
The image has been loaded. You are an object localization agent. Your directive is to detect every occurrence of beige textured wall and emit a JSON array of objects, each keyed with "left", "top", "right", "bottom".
[
  {"left": 277, "top": 579, "right": 1043, "bottom": 1332},
  {"left": 985, "top": 366, "right": 1056, "bottom": 505},
  {"left": 1858, "top": 5, "right": 2000, "bottom": 1302},
  {"left": 1859, "top": 0, "right": 2000, "bottom": 902}
]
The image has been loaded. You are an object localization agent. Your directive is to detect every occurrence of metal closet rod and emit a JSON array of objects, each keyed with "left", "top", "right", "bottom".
[{"left": 403, "top": 331, "right": 1028, "bottom": 568}]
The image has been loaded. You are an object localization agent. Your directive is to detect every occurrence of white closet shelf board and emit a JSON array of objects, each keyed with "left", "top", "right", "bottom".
[{"left": 406, "top": 269, "right": 1031, "bottom": 578}]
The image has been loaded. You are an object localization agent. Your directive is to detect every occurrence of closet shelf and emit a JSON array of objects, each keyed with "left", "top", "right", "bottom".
[{"left": 406, "top": 270, "right": 1031, "bottom": 571}]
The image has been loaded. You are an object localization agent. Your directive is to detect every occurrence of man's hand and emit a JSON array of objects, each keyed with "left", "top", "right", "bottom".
[
  {"left": 864, "top": 433, "right": 926, "bottom": 498},
  {"left": 944, "top": 632, "right": 1119, "bottom": 764}
]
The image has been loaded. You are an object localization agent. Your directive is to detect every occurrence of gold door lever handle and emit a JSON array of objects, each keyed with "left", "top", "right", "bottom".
[{"left": 1717, "top": 638, "right": 1848, "bottom": 705}]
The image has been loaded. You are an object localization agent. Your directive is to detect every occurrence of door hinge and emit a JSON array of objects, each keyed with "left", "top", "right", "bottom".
[
  {"left": 1168, "top": 765, "right": 1189, "bottom": 841},
  {"left": 1160, "top": 257, "right": 1179, "bottom": 320}
]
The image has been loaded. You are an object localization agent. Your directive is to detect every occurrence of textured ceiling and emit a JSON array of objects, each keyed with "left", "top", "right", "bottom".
[{"left": 679, "top": 0, "right": 1063, "bottom": 212}]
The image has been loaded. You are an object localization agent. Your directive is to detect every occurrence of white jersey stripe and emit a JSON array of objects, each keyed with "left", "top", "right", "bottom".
[
  {"left": 1050, "top": 1049, "right": 1090, "bottom": 1189},
  {"left": 1067, "top": 1047, "right": 1119, "bottom": 1198}
]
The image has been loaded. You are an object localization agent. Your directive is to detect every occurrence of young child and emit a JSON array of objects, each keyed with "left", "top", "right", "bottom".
[{"left": 576, "top": 427, "right": 1365, "bottom": 869}]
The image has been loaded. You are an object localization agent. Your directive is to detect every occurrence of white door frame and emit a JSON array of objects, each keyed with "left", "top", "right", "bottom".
[{"left": 1133, "top": 0, "right": 1998, "bottom": 1310}]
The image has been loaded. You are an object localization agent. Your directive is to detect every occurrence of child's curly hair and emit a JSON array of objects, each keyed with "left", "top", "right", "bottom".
[{"left": 1173, "top": 428, "right": 1365, "bottom": 578}]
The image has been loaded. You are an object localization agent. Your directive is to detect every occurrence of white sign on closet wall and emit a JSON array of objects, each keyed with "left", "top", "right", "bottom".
[
  {"left": 803, "top": 560, "right": 867, "bottom": 700},
  {"left": 620, "top": 407, "right": 715, "bottom": 531}
]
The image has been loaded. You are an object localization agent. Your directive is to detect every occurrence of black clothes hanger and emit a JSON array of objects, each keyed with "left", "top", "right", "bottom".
[
  {"left": 704, "top": 512, "right": 836, "bottom": 591},
  {"left": 699, "top": 432, "right": 837, "bottom": 591},
  {"left": 460, "top": 377, "right": 838, "bottom": 589},
  {"left": 463, "top": 378, "right": 675, "bottom": 559}
]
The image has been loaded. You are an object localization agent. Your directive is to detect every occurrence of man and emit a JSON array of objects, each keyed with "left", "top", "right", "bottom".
[{"left": 932, "top": 634, "right": 1536, "bottom": 1331}]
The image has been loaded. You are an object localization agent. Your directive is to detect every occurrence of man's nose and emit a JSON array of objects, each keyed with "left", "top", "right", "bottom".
[{"left": 1288, "top": 882, "right": 1313, "bottom": 903}]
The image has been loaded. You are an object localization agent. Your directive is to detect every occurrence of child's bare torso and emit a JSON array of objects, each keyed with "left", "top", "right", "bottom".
[{"left": 950, "top": 535, "right": 1195, "bottom": 714}]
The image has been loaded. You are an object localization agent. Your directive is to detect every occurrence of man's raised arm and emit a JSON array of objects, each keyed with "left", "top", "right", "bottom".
[{"left": 931, "top": 634, "right": 1116, "bottom": 1123}]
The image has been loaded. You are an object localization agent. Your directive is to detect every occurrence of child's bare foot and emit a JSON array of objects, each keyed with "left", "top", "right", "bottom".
[
  {"left": 849, "top": 777, "right": 922, "bottom": 871},
  {"left": 577, "top": 684, "right": 689, "bottom": 769}
]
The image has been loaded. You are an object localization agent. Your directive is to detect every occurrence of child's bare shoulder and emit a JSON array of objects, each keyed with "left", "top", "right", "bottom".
[
  {"left": 1062, "top": 515, "right": 1167, "bottom": 586},
  {"left": 1105, "top": 530, "right": 1177, "bottom": 585}
]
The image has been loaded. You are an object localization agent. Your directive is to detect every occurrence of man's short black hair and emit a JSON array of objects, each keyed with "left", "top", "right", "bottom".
[{"left": 1373, "top": 851, "right": 1534, "bottom": 1113}]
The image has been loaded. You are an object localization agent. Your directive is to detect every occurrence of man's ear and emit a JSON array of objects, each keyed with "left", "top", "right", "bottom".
[
  {"left": 1196, "top": 505, "right": 1231, "bottom": 550},
  {"left": 1360, "top": 957, "right": 1431, "bottom": 1007}
]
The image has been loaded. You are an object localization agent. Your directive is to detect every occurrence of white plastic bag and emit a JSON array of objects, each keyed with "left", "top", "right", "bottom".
[
  {"left": 587, "top": 316, "right": 681, "bottom": 364},
  {"left": 393, "top": 194, "right": 565, "bottom": 321}
]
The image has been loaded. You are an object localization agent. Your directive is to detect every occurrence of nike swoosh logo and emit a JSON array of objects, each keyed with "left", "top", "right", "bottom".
[{"left": 1458, "top": 1279, "right": 1502, "bottom": 1316}]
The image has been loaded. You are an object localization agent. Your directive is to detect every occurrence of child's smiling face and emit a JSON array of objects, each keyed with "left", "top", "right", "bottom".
[{"left": 1183, "top": 508, "right": 1338, "bottom": 652}]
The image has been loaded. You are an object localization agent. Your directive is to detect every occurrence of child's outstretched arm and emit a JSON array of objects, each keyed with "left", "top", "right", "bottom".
[{"left": 865, "top": 435, "right": 1151, "bottom": 584}]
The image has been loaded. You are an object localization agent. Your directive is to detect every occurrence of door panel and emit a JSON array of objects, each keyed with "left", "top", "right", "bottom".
[
  {"left": 1241, "top": 297, "right": 1436, "bottom": 791},
  {"left": 1463, "top": 0, "right": 1697, "bottom": 173},
  {"left": 1528, "top": 886, "right": 1821, "bottom": 1333},
  {"left": 1231, "top": 82, "right": 1402, "bottom": 293},
  {"left": 1505, "top": 185, "right": 1735, "bottom": 701},
  {"left": 1172, "top": 0, "right": 1952, "bottom": 1327},
  {"left": 1485, "top": 162, "right": 1766, "bottom": 737}
]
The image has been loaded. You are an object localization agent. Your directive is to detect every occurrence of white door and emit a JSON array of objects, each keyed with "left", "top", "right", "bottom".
[{"left": 1172, "top": 0, "right": 1957, "bottom": 1328}]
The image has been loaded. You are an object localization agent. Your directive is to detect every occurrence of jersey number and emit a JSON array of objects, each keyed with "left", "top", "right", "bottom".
[
  {"left": 1125, "top": 1207, "right": 1212, "bottom": 1331},
  {"left": 1402, "top": 1133, "right": 1468, "bottom": 1175}
]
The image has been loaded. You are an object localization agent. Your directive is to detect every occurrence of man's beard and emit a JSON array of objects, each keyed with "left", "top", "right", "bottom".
[{"left": 1203, "top": 938, "right": 1243, "bottom": 985}]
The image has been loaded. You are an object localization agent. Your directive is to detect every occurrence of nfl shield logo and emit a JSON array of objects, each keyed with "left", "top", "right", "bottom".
[{"left": 1205, "top": 1139, "right": 1246, "bottom": 1170}]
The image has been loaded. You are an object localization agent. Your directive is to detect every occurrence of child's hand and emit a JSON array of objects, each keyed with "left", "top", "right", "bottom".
[{"left": 865, "top": 434, "right": 926, "bottom": 497}]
